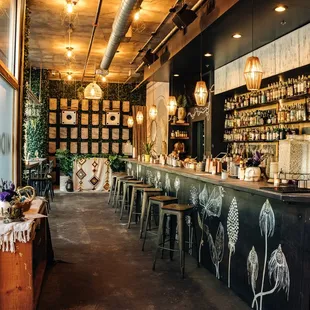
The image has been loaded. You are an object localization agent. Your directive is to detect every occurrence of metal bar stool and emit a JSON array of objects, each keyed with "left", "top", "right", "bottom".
[
  {"left": 113, "top": 175, "right": 134, "bottom": 209},
  {"left": 108, "top": 172, "right": 127, "bottom": 205},
  {"left": 142, "top": 195, "right": 178, "bottom": 251},
  {"left": 152, "top": 204, "right": 199, "bottom": 278},
  {"left": 137, "top": 188, "right": 163, "bottom": 238},
  {"left": 127, "top": 183, "right": 153, "bottom": 229},
  {"left": 119, "top": 179, "right": 143, "bottom": 220}
]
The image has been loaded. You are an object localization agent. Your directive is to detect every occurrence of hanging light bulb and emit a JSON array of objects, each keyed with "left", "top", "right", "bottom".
[
  {"left": 149, "top": 104, "right": 157, "bottom": 120},
  {"left": 167, "top": 96, "right": 177, "bottom": 116},
  {"left": 244, "top": 56, "right": 263, "bottom": 91},
  {"left": 194, "top": 81, "right": 208, "bottom": 106},
  {"left": 134, "top": 8, "right": 140, "bottom": 21},
  {"left": 127, "top": 116, "right": 134, "bottom": 128},
  {"left": 67, "top": 72, "right": 72, "bottom": 81},
  {"left": 136, "top": 111, "right": 144, "bottom": 125},
  {"left": 102, "top": 76, "right": 107, "bottom": 83},
  {"left": 84, "top": 81, "right": 103, "bottom": 99},
  {"left": 66, "top": 47, "right": 74, "bottom": 58},
  {"left": 66, "top": 1, "right": 74, "bottom": 13}
]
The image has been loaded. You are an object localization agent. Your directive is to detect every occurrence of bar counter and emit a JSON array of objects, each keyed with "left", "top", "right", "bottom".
[{"left": 124, "top": 159, "right": 310, "bottom": 310}]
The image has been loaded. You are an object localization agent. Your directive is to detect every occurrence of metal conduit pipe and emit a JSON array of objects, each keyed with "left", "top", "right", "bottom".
[
  {"left": 81, "top": 0, "right": 104, "bottom": 82},
  {"left": 133, "top": 0, "right": 207, "bottom": 75},
  {"left": 100, "top": 0, "right": 141, "bottom": 71},
  {"left": 129, "top": 0, "right": 179, "bottom": 65}
]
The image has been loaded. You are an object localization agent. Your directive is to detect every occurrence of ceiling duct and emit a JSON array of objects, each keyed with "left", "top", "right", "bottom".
[{"left": 100, "top": 0, "right": 141, "bottom": 71}]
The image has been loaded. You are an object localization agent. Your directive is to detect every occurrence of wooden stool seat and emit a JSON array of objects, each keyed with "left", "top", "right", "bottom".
[
  {"left": 123, "top": 179, "right": 142, "bottom": 184},
  {"left": 162, "top": 204, "right": 193, "bottom": 211},
  {"left": 150, "top": 196, "right": 178, "bottom": 202},
  {"left": 131, "top": 184, "right": 153, "bottom": 188},
  {"left": 136, "top": 187, "right": 162, "bottom": 192}
]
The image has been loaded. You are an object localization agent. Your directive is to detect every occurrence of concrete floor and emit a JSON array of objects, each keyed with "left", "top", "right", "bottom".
[{"left": 38, "top": 192, "right": 250, "bottom": 310}]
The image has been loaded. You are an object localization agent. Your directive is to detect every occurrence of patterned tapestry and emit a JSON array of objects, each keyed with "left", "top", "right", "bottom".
[{"left": 73, "top": 158, "right": 112, "bottom": 192}]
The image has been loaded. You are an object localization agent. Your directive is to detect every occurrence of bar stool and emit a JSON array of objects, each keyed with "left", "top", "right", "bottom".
[
  {"left": 113, "top": 175, "right": 134, "bottom": 209},
  {"left": 127, "top": 183, "right": 153, "bottom": 228},
  {"left": 152, "top": 204, "right": 199, "bottom": 278},
  {"left": 108, "top": 172, "right": 127, "bottom": 205},
  {"left": 119, "top": 179, "right": 143, "bottom": 220},
  {"left": 142, "top": 195, "right": 178, "bottom": 251},
  {"left": 137, "top": 188, "right": 163, "bottom": 238}
]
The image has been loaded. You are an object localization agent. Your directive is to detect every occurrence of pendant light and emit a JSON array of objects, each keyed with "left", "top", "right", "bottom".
[
  {"left": 167, "top": 60, "right": 177, "bottom": 115},
  {"left": 127, "top": 116, "right": 134, "bottom": 128},
  {"left": 84, "top": 81, "right": 102, "bottom": 99},
  {"left": 244, "top": 0, "right": 263, "bottom": 91},
  {"left": 136, "top": 111, "right": 144, "bottom": 125},
  {"left": 149, "top": 75, "right": 158, "bottom": 120},
  {"left": 194, "top": 33, "right": 208, "bottom": 106}
]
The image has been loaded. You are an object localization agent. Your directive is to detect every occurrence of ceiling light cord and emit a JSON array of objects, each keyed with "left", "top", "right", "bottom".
[{"left": 200, "top": 32, "right": 203, "bottom": 80}]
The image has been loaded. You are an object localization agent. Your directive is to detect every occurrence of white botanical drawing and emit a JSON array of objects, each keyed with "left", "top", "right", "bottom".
[
  {"left": 227, "top": 197, "right": 239, "bottom": 288},
  {"left": 154, "top": 171, "right": 161, "bottom": 188},
  {"left": 137, "top": 165, "right": 141, "bottom": 178},
  {"left": 251, "top": 245, "right": 290, "bottom": 309},
  {"left": 208, "top": 222, "right": 225, "bottom": 279},
  {"left": 174, "top": 177, "right": 181, "bottom": 197},
  {"left": 259, "top": 199, "right": 275, "bottom": 310},
  {"left": 189, "top": 185, "right": 199, "bottom": 206},
  {"left": 247, "top": 246, "right": 259, "bottom": 310},
  {"left": 185, "top": 215, "right": 193, "bottom": 255},
  {"left": 146, "top": 170, "right": 153, "bottom": 185},
  {"left": 197, "top": 185, "right": 225, "bottom": 265},
  {"left": 204, "top": 186, "right": 225, "bottom": 218},
  {"left": 127, "top": 162, "right": 132, "bottom": 175},
  {"left": 164, "top": 173, "right": 171, "bottom": 194}
]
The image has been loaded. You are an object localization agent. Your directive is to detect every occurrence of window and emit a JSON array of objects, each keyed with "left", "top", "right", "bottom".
[
  {"left": 0, "top": 0, "right": 17, "bottom": 73},
  {"left": 0, "top": 76, "right": 14, "bottom": 180}
]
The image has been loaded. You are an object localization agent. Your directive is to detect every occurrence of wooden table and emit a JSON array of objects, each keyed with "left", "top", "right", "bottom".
[{"left": 0, "top": 198, "right": 53, "bottom": 310}]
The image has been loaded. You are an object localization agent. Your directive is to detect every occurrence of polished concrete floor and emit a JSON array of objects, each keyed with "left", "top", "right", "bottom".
[{"left": 38, "top": 192, "right": 249, "bottom": 310}]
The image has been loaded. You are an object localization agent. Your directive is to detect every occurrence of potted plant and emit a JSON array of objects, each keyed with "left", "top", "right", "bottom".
[
  {"left": 143, "top": 142, "right": 154, "bottom": 163},
  {"left": 108, "top": 155, "right": 125, "bottom": 172},
  {"left": 176, "top": 94, "right": 191, "bottom": 123},
  {"left": 55, "top": 149, "right": 73, "bottom": 191},
  {"left": 244, "top": 151, "right": 263, "bottom": 182}
]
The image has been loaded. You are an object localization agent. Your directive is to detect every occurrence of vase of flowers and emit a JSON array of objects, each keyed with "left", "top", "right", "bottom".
[{"left": 245, "top": 151, "right": 263, "bottom": 182}]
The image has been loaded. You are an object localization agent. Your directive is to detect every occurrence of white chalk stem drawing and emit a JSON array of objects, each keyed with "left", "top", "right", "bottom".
[
  {"left": 258, "top": 199, "right": 275, "bottom": 310},
  {"left": 208, "top": 222, "right": 225, "bottom": 279},
  {"left": 197, "top": 212, "right": 209, "bottom": 263},
  {"left": 247, "top": 246, "right": 259, "bottom": 310},
  {"left": 227, "top": 197, "right": 239, "bottom": 288},
  {"left": 189, "top": 185, "right": 199, "bottom": 206},
  {"left": 164, "top": 173, "right": 171, "bottom": 195},
  {"left": 251, "top": 244, "right": 290, "bottom": 308},
  {"left": 185, "top": 215, "right": 193, "bottom": 255}
]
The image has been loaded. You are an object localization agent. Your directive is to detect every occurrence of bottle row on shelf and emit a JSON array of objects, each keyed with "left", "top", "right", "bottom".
[
  {"left": 170, "top": 130, "right": 188, "bottom": 138},
  {"left": 224, "top": 126, "right": 300, "bottom": 142},
  {"left": 224, "top": 102, "right": 310, "bottom": 129},
  {"left": 224, "top": 75, "right": 310, "bottom": 111}
]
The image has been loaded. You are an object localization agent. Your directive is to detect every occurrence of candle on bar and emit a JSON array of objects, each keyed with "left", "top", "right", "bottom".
[{"left": 132, "top": 147, "right": 136, "bottom": 159}]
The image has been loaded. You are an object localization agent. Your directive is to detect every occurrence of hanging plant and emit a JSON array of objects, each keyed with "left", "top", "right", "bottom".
[{"left": 77, "top": 86, "right": 85, "bottom": 100}]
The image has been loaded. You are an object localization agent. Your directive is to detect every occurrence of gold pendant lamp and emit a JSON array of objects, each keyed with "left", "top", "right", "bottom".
[
  {"left": 244, "top": 0, "right": 263, "bottom": 91},
  {"left": 127, "top": 116, "right": 134, "bottom": 128},
  {"left": 136, "top": 111, "right": 144, "bottom": 125},
  {"left": 194, "top": 33, "right": 208, "bottom": 106}
]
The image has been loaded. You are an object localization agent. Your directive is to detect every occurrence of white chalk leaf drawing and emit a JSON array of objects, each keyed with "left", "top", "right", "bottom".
[
  {"left": 189, "top": 185, "right": 199, "bottom": 206},
  {"left": 154, "top": 171, "right": 161, "bottom": 188},
  {"left": 174, "top": 177, "right": 181, "bottom": 197},
  {"left": 247, "top": 246, "right": 259, "bottom": 310},
  {"left": 197, "top": 211, "right": 209, "bottom": 263},
  {"left": 199, "top": 184, "right": 209, "bottom": 209},
  {"left": 252, "top": 244, "right": 290, "bottom": 309},
  {"left": 185, "top": 215, "right": 193, "bottom": 255},
  {"left": 227, "top": 197, "right": 239, "bottom": 288},
  {"left": 208, "top": 222, "right": 225, "bottom": 279},
  {"left": 127, "top": 162, "right": 132, "bottom": 175},
  {"left": 146, "top": 170, "right": 153, "bottom": 185},
  {"left": 164, "top": 173, "right": 171, "bottom": 194},
  {"left": 259, "top": 199, "right": 275, "bottom": 310},
  {"left": 205, "top": 186, "right": 225, "bottom": 218}
]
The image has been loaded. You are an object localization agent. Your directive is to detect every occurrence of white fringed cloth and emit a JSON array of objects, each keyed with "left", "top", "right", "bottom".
[
  {"left": 0, "top": 198, "right": 47, "bottom": 253},
  {"left": 73, "top": 157, "right": 112, "bottom": 191}
]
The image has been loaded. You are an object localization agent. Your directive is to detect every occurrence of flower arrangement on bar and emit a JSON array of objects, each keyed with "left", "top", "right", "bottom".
[
  {"left": 143, "top": 142, "right": 154, "bottom": 163},
  {"left": 244, "top": 151, "right": 264, "bottom": 182},
  {"left": 0, "top": 180, "right": 35, "bottom": 223}
]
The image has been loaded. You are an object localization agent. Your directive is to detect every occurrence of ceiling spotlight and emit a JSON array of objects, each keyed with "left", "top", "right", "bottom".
[
  {"left": 67, "top": 72, "right": 72, "bottom": 81},
  {"left": 134, "top": 8, "right": 141, "bottom": 21},
  {"left": 275, "top": 5, "right": 288, "bottom": 12},
  {"left": 102, "top": 76, "right": 107, "bottom": 82},
  {"left": 173, "top": 74, "right": 179, "bottom": 77},
  {"left": 204, "top": 53, "right": 212, "bottom": 57},
  {"left": 232, "top": 33, "right": 242, "bottom": 39},
  {"left": 66, "top": 47, "right": 74, "bottom": 58}
]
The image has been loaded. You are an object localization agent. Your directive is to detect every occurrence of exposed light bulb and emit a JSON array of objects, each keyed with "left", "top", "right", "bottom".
[
  {"left": 102, "top": 76, "right": 107, "bottom": 82},
  {"left": 134, "top": 9, "right": 140, "bottom": 21},
  {"left": 67, "top": 73, "right": 72, "bottom": 81},
  {"left": 91, "top": 87, "right": 95, "bottom": 96},
  {"left": 67, "top": 2, "right": 73, "bottom": 13},
  {"left": 67, "top": 50, "right": 72, "bottom": 58}
]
